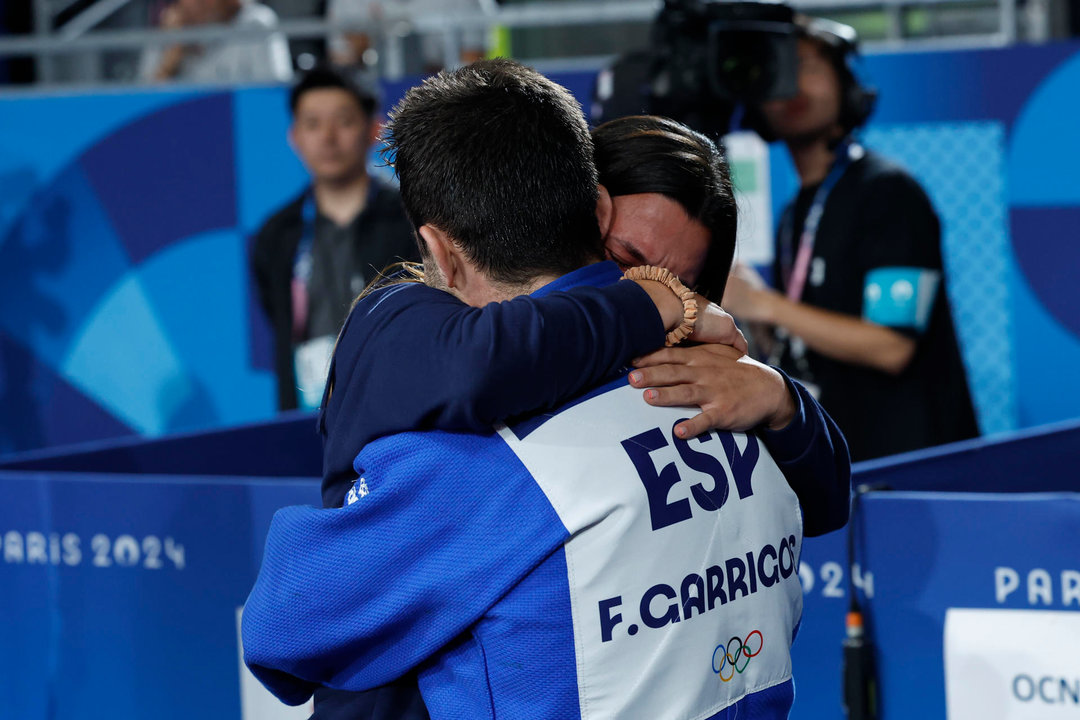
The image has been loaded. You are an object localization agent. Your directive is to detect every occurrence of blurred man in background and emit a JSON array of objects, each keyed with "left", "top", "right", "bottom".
[
  {"left": 725, "top": 16, "right": 978, "bottom": 460},
  {"left": 140, "top": 0, "right": 293, "bottom": 83},
  {"left": 251, "top": 66, "right": 416, "bottom": 411}
]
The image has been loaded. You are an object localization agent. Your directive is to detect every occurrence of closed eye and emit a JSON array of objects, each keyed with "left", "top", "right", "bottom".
[{"left": 605, "top": 239, "right": 648, "bottom": 270}]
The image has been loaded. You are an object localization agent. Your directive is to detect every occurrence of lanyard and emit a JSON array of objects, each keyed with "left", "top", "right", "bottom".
[
  {"left": 290, "top": 182, "right": 380, "bottom": 340},
  {"left": 290, "top": 191, "right": 319, "bottom": 341},
  {"left": 778, "top": 140, "right": 862, "bottom": 302},
  {"left": 292, "top": 190, "right": 319, "bottom": 284}
]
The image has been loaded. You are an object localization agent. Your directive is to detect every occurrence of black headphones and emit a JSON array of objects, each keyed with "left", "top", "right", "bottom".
[{"left": 741, "top": 15, "right": 878, "bottom": 142}]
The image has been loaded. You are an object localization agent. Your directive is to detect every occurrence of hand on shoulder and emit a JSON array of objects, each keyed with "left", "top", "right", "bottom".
[{"left": 629, "top": 344, "right": 796, "bottom": 438}]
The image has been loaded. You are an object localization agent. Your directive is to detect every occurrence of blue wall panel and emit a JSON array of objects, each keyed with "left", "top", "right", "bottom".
[
  {"left": 3, "top": 41, "right": 1080, "bottom": 456},
  {"left": 0, "top": 469, "right": 320, "bottom": 719}
]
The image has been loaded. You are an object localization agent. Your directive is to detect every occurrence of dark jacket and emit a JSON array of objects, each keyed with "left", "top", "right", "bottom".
[
  {"left": 773, "top": 150, "right": 978, "bottom": 460},
  {"left": 250, "top": 178, "right": 418, "bottom": 410}
]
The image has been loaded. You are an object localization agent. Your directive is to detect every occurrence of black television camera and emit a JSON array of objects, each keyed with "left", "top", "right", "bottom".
[{"left": 592, "top": 0, "right": 871, "bottom": 139}]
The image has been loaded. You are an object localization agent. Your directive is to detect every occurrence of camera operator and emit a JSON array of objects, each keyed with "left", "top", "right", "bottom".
[{"left": 722, "top": 16, "right": 978, "bottom": 461}]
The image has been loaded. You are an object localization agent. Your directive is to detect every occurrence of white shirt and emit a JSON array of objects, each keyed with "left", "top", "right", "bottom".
[
  {"left": 326, "top": 0, "right": 487, "bottom": 64},
  {"left": 141, "top": 1, "right": 294, "bottom": 84}
]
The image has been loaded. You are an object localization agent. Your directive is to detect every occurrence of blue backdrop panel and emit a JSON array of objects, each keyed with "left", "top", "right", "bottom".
[
  {"left": 788, "top": 418, "right": 1080, "bottom": 719},
  {"left": 4, "top": 42, "right": 1080, "bottom": 456},
  {"left": 0, "top": 470, "right": 319, "bottom": 720},
  {"left": 0, "top": 403, "right": 1077, "bottom": 718},
  {"left": 79, "top": 94, "right": 237, "bottom": 263},
  {"left": 790, "top": 530, "right": 850, "bottom": 719},
  {"left": 859, "top": 492, "right": 1080, "bottom": 719},
  {"left": 860, "top": 42, "right": 1080, "bottom": 430},
  {"left": 852, "top": 418, "right": 1080, "bottom": 494},
  {"left": 0, "top": 411, "right": 322, "bottom": 478},
  {"left": 0, "top": 88, "right": 293, "bottom": 456},
  {"left": 862, "top": 122, "right": 1013, "bottom": 435}
]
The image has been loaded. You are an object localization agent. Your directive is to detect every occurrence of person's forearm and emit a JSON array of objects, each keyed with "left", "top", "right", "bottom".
[
  {"left": 154, "top": 45, "right": 187, "bottom": 80},
  {"left": 763, "top": 293, "right": 915, "bottom": 375},
  {"left": 326, "top": 270, "right": 746, "bottom": 480},
  {"left": 330, "top": 282, "right": 666, "bottom": 445},
  {"left": 634, "top": 282, "right": 747, "bottom": 351},
  {"left": 631, "top": 279, "right": 684, "bottom": 332}
]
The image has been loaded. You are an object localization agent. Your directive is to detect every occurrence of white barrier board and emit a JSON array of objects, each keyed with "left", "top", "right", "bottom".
[{"left": 945, "top": 608, "right": 1080, "bottom": 719}]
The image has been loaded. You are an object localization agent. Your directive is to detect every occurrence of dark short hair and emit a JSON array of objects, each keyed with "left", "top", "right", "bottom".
[
  {"left": 592, "top": 115, "right": 737, "bottom": 300},
  {"left": 383, "top": 58, "right": 603, "bottom": 285},
  {"left": 289, "top": 66, "right": 378, "bottom": 118},
  {"left": 742, "top": 17, "right": 875, "bottom": 143},
  {"left": 795, "top": 19, "right": 871, "bottom": 137}
]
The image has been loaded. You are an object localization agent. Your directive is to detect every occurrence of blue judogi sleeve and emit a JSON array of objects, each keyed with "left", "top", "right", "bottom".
[
  {"left": 242, "top": 430, "right": 570, "bottom": 706},
  {"left": 320, "top": 278, "right": 666, "bottom": 509}
]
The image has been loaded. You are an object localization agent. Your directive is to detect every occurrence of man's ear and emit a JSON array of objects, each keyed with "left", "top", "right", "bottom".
[
  {"left": 417, "top": 224, "right": 461, "bottom": 289},
  {"left": 596, "top": 184, "right": 613, "bottom": 239}
]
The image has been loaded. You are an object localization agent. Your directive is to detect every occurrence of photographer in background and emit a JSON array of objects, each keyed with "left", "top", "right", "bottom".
[
  {"left": 724, "top": 16, "right": 978, "bottom": 460},
  {"left": 251, "top": 67, "right": 416, "bottom": 411}
]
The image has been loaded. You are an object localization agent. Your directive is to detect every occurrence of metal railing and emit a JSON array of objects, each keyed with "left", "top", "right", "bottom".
[{"left": 0, "top": 0, "right": 1039, "bottom": 88}]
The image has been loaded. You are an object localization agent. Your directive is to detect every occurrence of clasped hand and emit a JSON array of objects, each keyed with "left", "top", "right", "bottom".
[{"left": 629, "top": 297, "right": 796, "bottom": 438}]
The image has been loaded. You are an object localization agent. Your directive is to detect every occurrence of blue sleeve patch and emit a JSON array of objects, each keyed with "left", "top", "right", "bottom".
[{"left": 862, "top": 267, "right": 941, "bottom": 333}]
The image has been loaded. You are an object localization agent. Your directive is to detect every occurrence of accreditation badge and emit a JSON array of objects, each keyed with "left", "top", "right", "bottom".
[{"left": 293, "top": 334, "right": 336, "bottom": 411}]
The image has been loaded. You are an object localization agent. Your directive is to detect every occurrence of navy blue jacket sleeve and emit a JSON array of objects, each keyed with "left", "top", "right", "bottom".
[
  {"left": 321, "top": 278, "right": 852, "bottom": 537},
  {"left": 761, "top": 371, "right": 852, "bottom": 536},
  {"left": 320, "top": 279, "right": 665, "bottom": 508}
]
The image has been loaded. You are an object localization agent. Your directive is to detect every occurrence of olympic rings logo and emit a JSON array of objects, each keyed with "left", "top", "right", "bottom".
[{"left": 711, "top": 630, "right": 764, "bottom": 682}]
